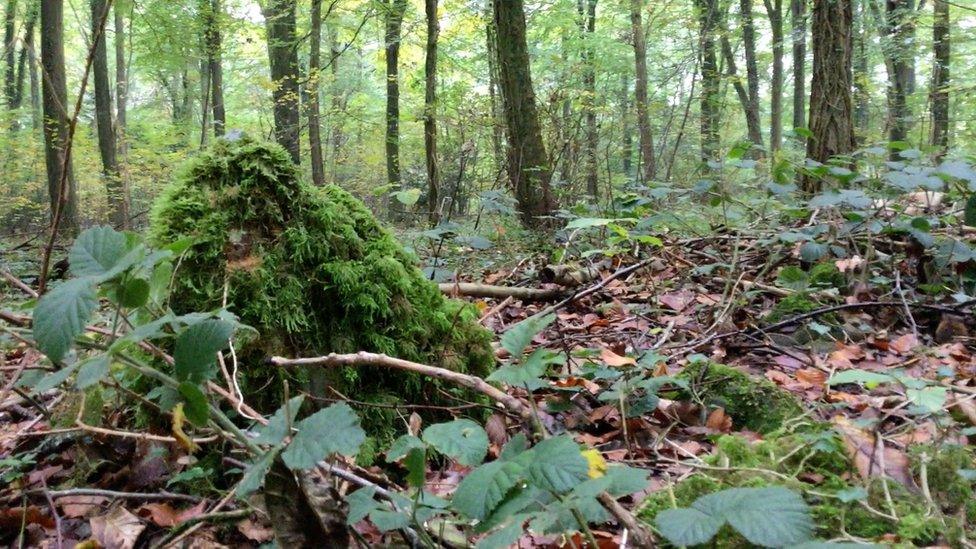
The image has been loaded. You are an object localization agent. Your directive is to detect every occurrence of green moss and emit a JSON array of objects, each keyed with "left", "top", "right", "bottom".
[
  {"left": 679, "top": 361, "right": 802, "bottom": 433},
  {"left": 768, "top": 292, "right": 818, "bottom": 322},
  {"left": 148, "top": 137, "right": 493, "bottom": 408},
  {"left": 809, "top": 262, "right": 845, "bottom": 288}
]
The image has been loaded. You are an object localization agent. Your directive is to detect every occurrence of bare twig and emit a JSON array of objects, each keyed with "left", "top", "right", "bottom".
[{"left": 439, "top": 282, "right": 563, "bottom": 301}]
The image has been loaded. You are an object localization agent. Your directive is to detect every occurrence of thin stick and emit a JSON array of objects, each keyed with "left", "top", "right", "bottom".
[
  {"left": 38, "top": 488, "right": 201, "bottom": 503},
  {"left": 1, "top": 270, "right": 38, "bottom": 298}
]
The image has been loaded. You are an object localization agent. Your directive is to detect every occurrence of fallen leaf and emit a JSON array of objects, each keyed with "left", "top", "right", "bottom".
[
  {"left": 705, "top": 407, "right": 732, "bottom": 432},
  {"left": 90, "top": 507, "right": 146, "bottom": 549},
  {"left": 237, "top": 517, "right": 275, "bottom": 542},
  {"left": 0, "top": 506, "right": 55, "bottom": 530},
  {"left": 60, "top": 495, "right": 109, "bottom": 518},
  {"left": 137, "top": 501, "right": 204, "bottom": 528},
  {"left": 835, "top": 256, "right": 864, "bottom": 273},
  {"left": 889, "top": 333, "right": 918, "bottom": 355},
  {"left": 600, "top": 347, "right": 636, "bottom": 367},
  {"left": 831, "top": 416, "right": 914, "bottom": 488},
  {"left": 796, "top": 368, "right": 828, "bottom": 387},
  {"left": 659, "top": 290, "right": 696, "bottom": 312},
  {"left": 828, "top": 343, "right": 866, "bottom": 369}
]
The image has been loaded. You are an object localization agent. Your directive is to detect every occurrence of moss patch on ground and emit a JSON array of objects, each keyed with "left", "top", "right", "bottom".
[
  {"left": 678, "top": 361, "right": 803, "bottom": 433},
  {"left": 148, "top": 137, "right": 494, "bottom": 407}
]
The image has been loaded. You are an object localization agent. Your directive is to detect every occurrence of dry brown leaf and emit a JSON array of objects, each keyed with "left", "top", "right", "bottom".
[
  {"left": 828, "top": 343, "right": 865, "bottom": 369},
  {"left": 90, "top": 507, "right": 146, "bottom": 549},
  {"left": 889, "top": 333, "right": 919, "bottom": 355},
  {"left": 138, "top": 500, "right": 205, "bottom": 528},
  {"left": 659, "top": 290, "right": 696, "bottom": 312},
  {"left": 0, "top": 506, "right": 55, "bottom": 530},
  {"left": 60, "top": 495, "right": 108, "bottom": 518},
  {"left": 237, "top": 517, "right": 275, "bottom": 542},
  {"left": 484, "top": 413, "right": 509, "bottom": 448},
  {"left": 831, "top": 416, "right": 914, "bottom": 488},
  {"left": 600, "top": 347, "right": 636, "bottom": 367},
  {"left": 796, "top": 368, "right": 828, "bottom": 387},
  {"left": 705, "top": 407, "right": 733, "bottom": 432}
]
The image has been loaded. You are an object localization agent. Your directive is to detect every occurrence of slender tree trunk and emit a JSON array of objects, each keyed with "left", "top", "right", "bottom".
[
  {"left": 114, "top": 0, "right": 126, "bottom": 154},
  {"left": 26, "top": 9, "right": 37, "bottom": 129},
  {"left": 739, "top": 0, "right": 764, "bottom": 152},
  {"left": 804, "top": 0, "right": 854, "bottom": 193},
  {"left": 930, "top": 0, "right": 949, "bottom": 156},
  {"left": 790, "top": 0, "right": 806, "bottom": 132},
  {"left": 853, "top": 0, "right": 870, "bottom": 142},
  {"left": 424, "top": 0, "right": 439, "bottom": 224},
  {"left": 308, "top": 0, "right": 324, "bottom": 185},
  {"left": 765, "top": 0, "right": 784, "bottom": 151},
  {"left": 92, "top": 0, "right": 126, "bottom": 227},
  {"left": 879, "top": 0, "right": 915, "bottom": 156},
  {"left": 327, "top": 23, "right": 343, "bottom": 177},
  {"left": 720, "top": 36, "right": 763, "bottom": 154},
  {"left": 493, "top": 0, "right": 554, "bottom": 227},
  {"left": 4, "top": 0, "right": 16, "bottom": 109},
  {"left": 619, "top": 71, "right": 632, "bottom": 175},
  {"left": 263, "top": 0, "right": 300, "bottom": 163},
  {"left": 484, "top": 1, "right": 503, "bottom": 178},
  {"left": 207, "top": 0, "right": 224, "bottom": 136},
  {"left": 384, "top": 0, "right": 406, "bottom": 213},
  {"left": 631, "top": 0, "right": 655, "bottom": 181},
  {"left": 198, "top": 57, "right": 210, "bottom": 147},
  {"left": 579, "top": 0, "right": 598, "bottom": 197},
  {"left": 40, "top": 0, "right": 77, "bottom": 232},
  {"left": 13, "top": 0, "right": 36, "bottom": 110},
  {"left": 695, "top": 0, "right": 721, "bottom": 162}
]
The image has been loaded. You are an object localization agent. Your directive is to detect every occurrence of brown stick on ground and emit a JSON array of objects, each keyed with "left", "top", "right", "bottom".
[
  {"left": 439, "top": 282, "right": 564, "bottom": 301},
  {"left": 269, "top": 351, "right": 535, "bottom": 422}
]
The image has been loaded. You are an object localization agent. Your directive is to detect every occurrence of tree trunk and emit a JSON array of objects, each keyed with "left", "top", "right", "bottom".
[
  {"left": 803, "top": 0, "right": 854, "bottom": 193},
  {"left": 484, "top": 1, "right": 504, "bottom": 178},
  {"left": 579, "top": 0, "right": 598, "bottom": 197},
  {"left": 879, "top": 0, "right": 915, "bottom": 156},
  {"left": 739, "top": 0, "right": 764, "bottom": 152},
  {"left": 424, "top": 0, "right": 439, "bottom": 224},
  {"left": 198, "top": 57, "right": 210, "bottom": 147},
  {"left": 720, "top": 36, "right": 763, "bottom": 155},
  {"left": 91, "top": 0, "right": 127, "bottom": 228},
  {"left": 853, "top": 0, "right": 869, "bottom": 142},
  {"left": 619, "top": 71, "right": 632, "bottom": 175},
  {"left": 40, "top": 0, "right": 77, "bottom": 232},
  {"left": 13, "top": 0, "right": 37, "bottom": 111},
  {"left": 384, "top": 0, "right": 407, "bottom": 211},
  {"left": 327, "top": 22, "right": 342, "bottom": 177},
  {"left": 790, "top": 0, "right": 806, "bottom": 132},
  {"left": 4, "top": 0, "right": 16, "bottom": 109},
  {"left": 929, "top": 0, "right": 948, "bottom": 156},
  {"left": 493, "top": 0, "right": 554, "bottom": 227},
  {"left": 26, "top": 7, "right": 38, "bottom": 129},
  {"left": 630, "top": 0, "right": 655, "bottom": 181},
  {"left": 264, "top": 0, "right": 300, "bottom": 163},
  {"left": 207, "top": 0, "right": 225, "bottom": 137},
  {"left": 114, "top": 0, "right": 126, "bottom": 153},
  {"left": 308, "top": 0, "right": 324, "bottom": 185},
  {"left": 764, "top": 0, "right": 784, "bottom": 152},
  {"left": 694, "top": 0, "right": 721, "bottom": 162}
]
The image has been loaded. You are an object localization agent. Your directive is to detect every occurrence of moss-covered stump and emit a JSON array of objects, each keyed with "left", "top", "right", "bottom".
[
  {"left": 679, "top": 361, "right": 802, "bottom": 433},
  {"left": 149, "top": 137, "right": 493, "bottom": 406}
]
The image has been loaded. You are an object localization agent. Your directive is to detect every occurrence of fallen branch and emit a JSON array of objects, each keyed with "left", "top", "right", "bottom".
[
  {"left": 1, "top": 269, "right": 38, "bottom": 298},
  {"left": 38, "top": 488, "right": 201, "bottom": 504},
  {"left": 597, "top": 492, "right": 656, "bottom": 548},
  {"left": 269, "top": 352, "right": 535, "bottom": 423},
  {"left": 439, "top": 282, "right": 564, "bottom": 301},
  {"left": 539, "top": 265, "right": 599, "bottom": 287}
]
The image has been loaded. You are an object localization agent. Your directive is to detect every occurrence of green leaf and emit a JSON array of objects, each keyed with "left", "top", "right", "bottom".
[
  {"left": 33, "top": 278, "right": 98, "bottom": 363},
  {"left": 173, "top": 319, "right": 233, "bottom": 383},
  {"left": 33, "top": 362, "right": 81, "bottom": 394},
  {"left": 405, "top": 447, "right": 426, "bottom": 488},
  {"left": 394, "top": 188, "right": 421, "bottom": 205},
  {"left": 965, "top": 195, "right": 976, "bottom": 227},
  {"left": 370, "top": 509, "right": 410, "bottom": 532},
  {"left": 700, "top": 487, "right": 814, "bottom": 547},
  {"left": 525, "top": 435, "right": 588, "bottom": 493},
  {"left": 656, "top": 507, "right": 725, "bottom": 546},
  {"left": 906, "top": 386, "right": 947, "bottom": 413},
  {"left": 177, "top": 382, "right": 209, "bottom": 426},
  {"left": 604, "top": 466, "right": 650, "bottom": 497},
  {"left": 75, "top": 354, "right": 111, "bottom": 389},
  {"left": 386, "top": 434, "right": 425, "bottom": 462},
  {"left": 776, "top": 266, "right": 809, "bottom": 291},
  {"left": 475, "top": 522, "right": 523, "bottom": 549},
  {"left": 422, "top": 419, "right": 488, "bottom": 466},
  {"left": 834, "top": 486, "right": 868, "bottom": 503},
  {"left": 253, "top": 395, "right": 305, "bottom": 445},
  {"left": 281, "top": 403, "right": 365, "bottom": 469},
  {"left": 346, "top": 486, "right": 380, "bottom": 524},
  {"left": 114, "top": 277, "right": 150, "bottom": 308},
  {"left": 565, "top": 217, "right": 615, "bottom": 230},
  {"left": 486, "top": 348, "right": 556, "bottom": 388},
  {"left": 828, "top": 369, "right": 895, "bottom": 387},
  {"left": 452, "top": 460, "right": 524, "bottom": 520},
  {"left": 501, "top": 313, "right": 555, "bottom": 357},
  {"left": 799, "top": 241, "right": 828, "bottom": 262},
  {"left": 236, "top": 448, "right": 279, "bottom": 498},
  {"left": 69, "top": 226, "right": 129, "bottom": 278}
]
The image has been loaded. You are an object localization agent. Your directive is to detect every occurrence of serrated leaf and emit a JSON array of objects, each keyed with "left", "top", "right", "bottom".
[
  {"left": 695, "top": 487, "right": 813, "bottom": 547},
  {"left": 525, "top": 435, "right": 588, "bottom": 493},
  {"left": 346, "top": 486, "right": 380, "bottom": 524},
  {"left": 253, "top": 395, "right": 305, "bottom": 445},
  {"left": 452, "top": 460, "right": 524, "bottom": 519},
  {"left": 386, "top": 434, "right": 425, "bottom": 462},
  {"left": 486, "top": 348, "right": 554, "bottom": 388},
  {"left": 114, "top": 277, "right": 150, "bottom": 308},
  {"left": 76, "top": 354, "right": 111, "bottom": 389},
  {"left": 33, "top": 362, "right": 81, "bottom": 394},
  {"left": 370, "top": 509, "right": 410, "bottom": 532},
  {"left": 656, "top": 507, "right": 725, "bottom": 546},
  {"left": 475, "top": 521, "right": 523, "bottom": 549},
  {"left": 500, "top": 313, "right": 555, "bottom": 357},
  {"left": 69, "top": 226, "right": 129, "bottom": 278},
  {"left": 33, "top": 278, "right": 98, "bottom": 363},
  {"left": 422, "top": 419, "right": 488, "bottom": 466},
  {"left": 173, "top": 319, "right": 233, "bottom": 383},
  {"left": 603, "top": 465, "right": 650, "bottom": 496},
  {"left": 405, "top": 447, "right": 426, "bottom": 488},
  {"left": 236, "top": 448, "right": 279, "bottom": 498},
  {"left": 177, "top": 382, "right": 209, "bottom": 426},
  {"left": 906, "top": 386, "right": 946, "bottom": 413},
  {"left": 281, "top": 403, "right": 365, "bottom": 469},
  {"left": 565, "top": 217, "right": 615, "bottom": 230}
]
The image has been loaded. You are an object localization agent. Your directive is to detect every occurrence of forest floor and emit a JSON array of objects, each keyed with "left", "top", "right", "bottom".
[{"left": 2, "top": 221, "right": 975, "bottom": 547}]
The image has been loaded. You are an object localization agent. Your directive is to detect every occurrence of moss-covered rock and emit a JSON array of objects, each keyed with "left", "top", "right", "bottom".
[
  {"left": 679, "top": 361, "right": 802, "bottom": 433},
  {"left": 149, "top": 137, "right": 493, "bottom": 404}
]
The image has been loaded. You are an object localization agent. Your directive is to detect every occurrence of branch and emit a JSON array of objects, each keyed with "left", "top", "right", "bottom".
[{"left": 439, "top": 282, "right": 564, "bottom": 301}]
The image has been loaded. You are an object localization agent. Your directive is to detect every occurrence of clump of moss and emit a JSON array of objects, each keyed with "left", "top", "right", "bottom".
[
  {"left": 768, "top": 292, "right": 818, "bottom": 322},
  {"left": 809, "top": 262, "right": 845, "bottom": 288},
  {"left": 149, "top": 137, "right": 493, "bottom": 406},
  {"left": 678, "top": 361, "right": 802, "bottom": 433}
]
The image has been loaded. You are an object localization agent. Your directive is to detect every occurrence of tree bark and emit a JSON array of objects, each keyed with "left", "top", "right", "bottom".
[
  {"left": 764, "top": 0, "right": 784, "bottom": 152},
  {"left": 206, "top": 0, "right": 225, "bottom": 136},
  {"left": 327, "top": 22, "right": 342, "bottom": 177},
  {"left": 579, "top": 0, "right": 598, "bottom": 197},
  {"left": 198, "top": 57, "right": 210, "bottom": 147},
  {"left": 790, "top": 0, "right": 806, "bottom": 132},
  {"left": 929, "top": 0, "right": 949, "bottom": 156},
  {"left": 91, "top": 0, "right": 127, "bottom": 228},
  {"left": 263, "top": 0, "right": 300, "bottom": 163},
  {"left": 113, "top": 0, "right": 126, "bottom": 153},
  {"left": 619, "top": 71, "right": 632, "bottom": 175},
  {"left": 877, "top": 0, "right": 915, "bottom": 156},
  {"left": 720, "top": 36, "right": 763, "bottom": 155},
  {"left": 424, "top": 0, "right": 439, "bottom": 224},
  {"left": 4, "top": 0, "right": 15, "bottom": 109},
  {"left": 384, "top": 0, "right": 407, "bottom": 212},
  {"left": 40, "top": 0, "right": 77, "bottom": 232},
  {"left": 308, "top": 0, "right": 324, "bottom": 185},
  {"left": 739, "top": 0, "right": 764, "bottom": 152},
  {"left": 26, "top": 5, "right": 37, "bottom": 129},
  {"left": 630, "top": 0, "right": 655, "bottom": 181},
  {"left": 853, "top": 0, "right": 869, "bottom": 142},
  {"left": 12, "top": 0, "right": 36, "bottom": 111},
  {"left": 694, "top": 0, "right": 721, "bottom": 162},
  {"left": 484, "top": 1, "right": 504, "bottom": 178},
  {"left": 493, "top": 0, "right": 554, "bottom": 227},
  {"left": 803, "top": 0, "right": 854, "bottom": 193}
]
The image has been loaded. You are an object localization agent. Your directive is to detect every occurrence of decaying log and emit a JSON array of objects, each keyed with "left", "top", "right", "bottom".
[{"left": 538, "top": 264, "right": 599, "bottom": 287}]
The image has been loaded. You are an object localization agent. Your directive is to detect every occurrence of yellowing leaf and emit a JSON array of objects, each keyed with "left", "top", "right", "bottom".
[
  {"left": 601, "top": 348, "right": 636, "bottom": 367},
  {"left": 582, "top": 449, "right": 607, "bottom": 479},
  {"left": 171, "top": 403, "right": 199, "bottom": 454}
]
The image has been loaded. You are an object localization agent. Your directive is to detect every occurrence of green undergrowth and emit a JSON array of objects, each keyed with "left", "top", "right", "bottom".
[
  {"left": 148, "top": 137, "right": 494, "bottom": 415},
  {"left": 639, "top": 427, "right": 976, "bottom": 547},
  {"left": 678, "top": 361, "right": 803, "bottom": 433}
]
